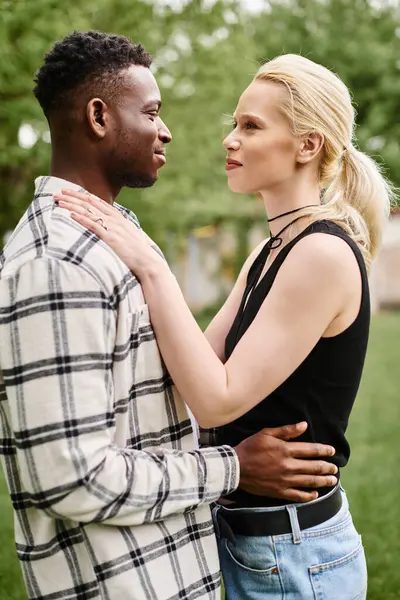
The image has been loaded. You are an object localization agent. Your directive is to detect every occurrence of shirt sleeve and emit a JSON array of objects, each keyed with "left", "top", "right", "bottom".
[
  {"left": 0, "top": 257, "right": 239, "bottom": 525},
  {"left": 199, "top": 427, "right": 219, "bottom": 447}
]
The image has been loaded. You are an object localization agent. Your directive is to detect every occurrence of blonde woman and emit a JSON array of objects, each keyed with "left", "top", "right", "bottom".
[{"left": 56, "top": 54, "right": 391, "bottom": 599}]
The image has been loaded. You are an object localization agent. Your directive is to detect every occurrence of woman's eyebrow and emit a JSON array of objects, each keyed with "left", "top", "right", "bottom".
[{"left": 234, "top": 111, "right": 267, "bottom": 124}]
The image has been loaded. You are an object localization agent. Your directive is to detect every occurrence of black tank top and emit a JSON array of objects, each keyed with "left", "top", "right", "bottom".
[{"left": 217, "top": 220, "right": 370, "bottom": 507}]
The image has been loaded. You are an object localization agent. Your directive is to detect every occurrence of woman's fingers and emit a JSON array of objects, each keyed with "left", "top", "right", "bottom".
[
  {"left": 55, "top": 190, "right": 152, "bottom": 265},
  {"left": 56, "top": 199, "right": 97, "bottom": 219},
  {"left": 69, "top": 211, "right": 112, "bottom": 239},
  {"left": 57, "top": 189, "right": 115, "bottom": 217},
  {"left": 54, "top": 191, "right": 131, "bottom": 236},
  {"left": 68, "top": 204, "right": 117, "bottom": 235},
  {"left": 53, "top": 192, "right": 103, "bottom": 217},
  {"left": 60, "top": 198, "right": 136, "bottom": 243}
]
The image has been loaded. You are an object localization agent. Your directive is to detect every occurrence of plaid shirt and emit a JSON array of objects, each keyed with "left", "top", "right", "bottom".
[{"left": 0, "top": 176, "right": 239, "bottom": 600}]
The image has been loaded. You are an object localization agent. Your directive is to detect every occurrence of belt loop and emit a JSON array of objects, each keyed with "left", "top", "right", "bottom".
[
  {"left": 213, "top": 506, "right": 237, "bottom": 546},
  {"left": 286, "top": 505, "right": 302, "bottom": 544}
]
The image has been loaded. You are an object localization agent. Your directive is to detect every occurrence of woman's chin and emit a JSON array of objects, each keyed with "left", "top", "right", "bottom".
[{"left": 227, "top": 180, "right": 252, "bottom": 194}]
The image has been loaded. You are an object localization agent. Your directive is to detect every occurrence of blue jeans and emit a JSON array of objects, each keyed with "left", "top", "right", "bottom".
[{"left": 213, "top": 487, "right": 367, "bottom": 600}]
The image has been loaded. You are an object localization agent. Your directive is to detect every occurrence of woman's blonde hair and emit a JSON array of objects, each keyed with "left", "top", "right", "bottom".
[{"left": 255, "top": 54, "right": 393, "bottom": 270}]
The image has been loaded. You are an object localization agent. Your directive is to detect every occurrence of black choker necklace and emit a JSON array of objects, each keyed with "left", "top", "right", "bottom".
[
  {"left": 267, "top": 204, "right": 316, "bottom": 223},
  {"left": 266, "top": 205, "right": 315, "bottom": 250}
]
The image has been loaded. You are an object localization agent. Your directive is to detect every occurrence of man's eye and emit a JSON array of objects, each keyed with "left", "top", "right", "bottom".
[
  {"left": 148, "top": 113, "right": 158, "bottom": 121},
  {"left": 231, "top": 120, "right": 238, "bottom": 130}
]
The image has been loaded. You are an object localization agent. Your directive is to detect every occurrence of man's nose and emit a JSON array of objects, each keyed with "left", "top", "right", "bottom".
[{"left": 158, "top": 118, "right": 172, "bottom": 144}]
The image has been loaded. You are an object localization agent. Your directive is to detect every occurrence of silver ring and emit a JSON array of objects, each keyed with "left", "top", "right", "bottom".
[{"left": 95, "top": 217, "right": 108, "bottom": 231}]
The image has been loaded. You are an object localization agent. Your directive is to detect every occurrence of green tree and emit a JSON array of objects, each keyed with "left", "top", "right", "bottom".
[
  {"left": 251, "top": 0, "right": 400, "bottom": 188},
  {"left": 0, "top": 0, "right": 398, "bottom": 248},
  {"left": 0, "top": 0, "right": 110, "bottom": 238},
  {"left": 0, "top": 0, "right": 260, "bottom": 245}
]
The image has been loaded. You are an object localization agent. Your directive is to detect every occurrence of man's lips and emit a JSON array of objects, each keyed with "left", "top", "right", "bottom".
[
  {"left": 154, "top": 150, "right": 166, "bottom": 165},
  {"left": 226, "top": 158, "right": 242, "bottom": 171}
]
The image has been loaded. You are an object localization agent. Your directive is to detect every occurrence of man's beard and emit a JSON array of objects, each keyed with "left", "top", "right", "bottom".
[{"left": 120, "top": 171, "right": 157, "bottom": 189}]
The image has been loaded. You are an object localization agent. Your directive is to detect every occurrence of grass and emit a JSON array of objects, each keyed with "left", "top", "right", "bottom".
[
  {"left": 0, "top": 473, "right": 22, "bottom": 600},
  {"left": 1, "top": 312, "right": 400, "bottom": 600},
  {"left": 340, "top": 311, "right": 400, "bottom": 599}
]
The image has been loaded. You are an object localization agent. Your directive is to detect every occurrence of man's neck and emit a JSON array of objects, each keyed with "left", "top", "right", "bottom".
[{"left": 50, "top": 154, "right": 118, "bottom": 205}]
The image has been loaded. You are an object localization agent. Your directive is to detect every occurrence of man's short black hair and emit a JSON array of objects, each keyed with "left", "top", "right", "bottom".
[{"left": 34, "top": 30, "right": 152, "bottom": 118}]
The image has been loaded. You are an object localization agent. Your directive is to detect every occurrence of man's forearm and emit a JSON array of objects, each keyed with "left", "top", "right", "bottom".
[{"left": 24, "top": 444, "right": 239, "bottom": 525}]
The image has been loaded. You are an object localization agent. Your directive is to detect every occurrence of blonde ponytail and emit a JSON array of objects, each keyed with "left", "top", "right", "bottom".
[
  {"left": 316, "top": 144, "right": 392, "bottom": 269},
  {"left": 255, "top": 54, "right": 394, "bottom": 270}
]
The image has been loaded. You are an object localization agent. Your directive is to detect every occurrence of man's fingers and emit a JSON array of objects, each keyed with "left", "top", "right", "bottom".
[
  {"left": 286, "top": 458, "right": 338, "bottom": 475},
  {"left": 280, "top": 489, "right": 320, "bottom": 503},
  {"left": 283, "top": 474, "right": 338, "bottom": 489},
  {"left": 260, "top": 422, "right": 308, "bottom": 441},
  {"left": 288, "top": 441, "right": 336, "bottom": 458}
]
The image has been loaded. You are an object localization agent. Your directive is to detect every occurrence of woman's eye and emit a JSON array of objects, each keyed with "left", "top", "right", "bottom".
[
  {"left": 231, "top": 120, "right": 259, "bottom": 131},
  {"left": 244, "top": 121, "right": 258, "bottom": 130}
]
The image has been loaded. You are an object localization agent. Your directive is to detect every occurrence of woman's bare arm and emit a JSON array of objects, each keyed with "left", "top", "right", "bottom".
[
  {"left": 204, "top": 240, "right": 267, "bottom": 361},
  {"left": 139, "top": 233, "right": 358, "bottom": 427}
]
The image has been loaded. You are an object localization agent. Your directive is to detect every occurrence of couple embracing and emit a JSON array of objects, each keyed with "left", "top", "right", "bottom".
[{"left": 0, "top": 30, "right": 391, "bottom": 600}]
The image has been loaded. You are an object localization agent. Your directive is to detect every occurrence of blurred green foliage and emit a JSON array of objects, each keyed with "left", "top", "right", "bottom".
[{"left": 0, "top": 0, "right": 399, "bottom": 248}]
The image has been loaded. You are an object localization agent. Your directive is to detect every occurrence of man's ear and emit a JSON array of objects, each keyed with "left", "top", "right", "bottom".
[
  {"left": 86, "top": 98, "right": 109, "bottom": 139},
  {"left": 296, "top": 131, "right": 324, "bottom": 164}
]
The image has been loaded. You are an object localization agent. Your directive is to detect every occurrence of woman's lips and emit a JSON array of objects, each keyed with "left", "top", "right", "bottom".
[{"left": 225, "top": 159, "right": 242, "bottom": 171}]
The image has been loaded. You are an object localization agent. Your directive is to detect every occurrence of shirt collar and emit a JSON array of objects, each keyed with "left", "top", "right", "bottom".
[{"left": 34, "top": 176, "right": 85, "bottom": 197}]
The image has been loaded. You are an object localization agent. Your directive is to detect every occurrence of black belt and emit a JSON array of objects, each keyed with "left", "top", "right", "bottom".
[{"left": 216, "top": 486, "right": 342, "bottom": 540}]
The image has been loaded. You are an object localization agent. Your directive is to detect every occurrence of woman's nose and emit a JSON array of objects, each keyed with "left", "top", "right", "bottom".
[{"left": 222, "top": 134, "right": 240, "bottom": 151}]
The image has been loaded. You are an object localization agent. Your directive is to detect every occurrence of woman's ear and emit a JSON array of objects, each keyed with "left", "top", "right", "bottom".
[{"left": 297, "top": 131, "right": 324, "bottom": 164}]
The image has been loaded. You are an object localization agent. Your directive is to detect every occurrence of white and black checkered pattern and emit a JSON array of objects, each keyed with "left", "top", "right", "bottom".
[{"left": 0, "top": 176, "right": 239, "bottom": 600}]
